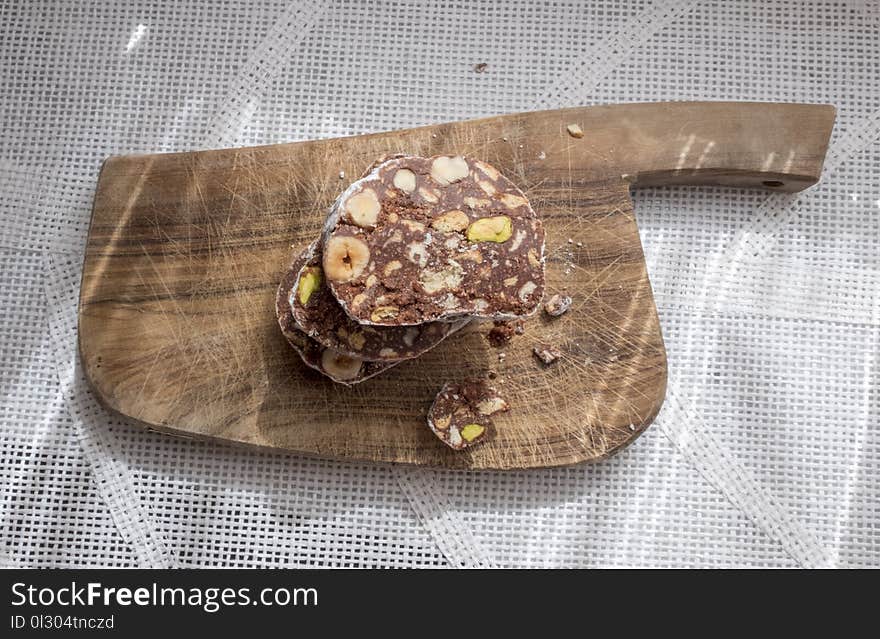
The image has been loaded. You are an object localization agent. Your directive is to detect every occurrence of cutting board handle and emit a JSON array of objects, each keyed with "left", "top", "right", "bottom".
[{"left": 541, "top": 102, "right": 835, "bottom": 193}]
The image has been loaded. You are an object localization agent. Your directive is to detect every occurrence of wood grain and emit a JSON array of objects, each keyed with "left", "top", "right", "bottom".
[{"left": 79, "top": 102, "right": 834, "bottom": 469}]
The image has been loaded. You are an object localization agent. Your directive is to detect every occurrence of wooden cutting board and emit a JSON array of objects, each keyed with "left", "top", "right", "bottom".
[{"left": 79, "top": 102, "right": 834, "bottom": 469}]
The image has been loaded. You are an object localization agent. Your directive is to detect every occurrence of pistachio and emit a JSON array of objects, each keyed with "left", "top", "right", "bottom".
[
  {"left": 466, "top": 215, "right": 513, "bottom": 243},
  {"left": 297, "top": 266, "right": 323, "bottom": 305},
  {"left": 460, "top": 424, "right": 486, "bottom": 442}
]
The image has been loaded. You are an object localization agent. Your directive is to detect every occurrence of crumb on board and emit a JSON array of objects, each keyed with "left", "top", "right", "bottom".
[
  {"left": 533, "top": 344, "right": 562, "bottom": 366},
  {"left": 544, "top": 293, "right": 572, "bottom": 317},
  {"left": 427, "top": 379, "right": 509, "bottom": 450},
  {"left": 486, "top": 320, "right": 520, "bottom": 347},
  {"left": 566, "top": 123, "right": 584, "bottom": 139}
]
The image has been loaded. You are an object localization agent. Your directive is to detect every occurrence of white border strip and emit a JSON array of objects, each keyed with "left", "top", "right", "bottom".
[{"left": 43, "top": 252, "right": 176, "bottom": 568}]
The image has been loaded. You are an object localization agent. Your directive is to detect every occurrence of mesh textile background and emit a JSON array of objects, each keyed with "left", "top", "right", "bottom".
[{"left": 1, "top": 0, "right": 878, "bottom": 568}]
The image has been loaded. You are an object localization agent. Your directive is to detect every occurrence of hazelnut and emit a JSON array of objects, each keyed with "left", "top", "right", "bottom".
[
  {"left": 431, "top": 209, "right": 470, "bottom": 233},
  {"left": 430, "top": 156, "right": 470, "bottom": 186},
  {"left": 323, "top": 236, "right": 371, "bottom": 282},
  {"left": 460, "top": 424, "right": 486, "bottom": 442},
  {"left": 392, "top": 168, "right": 417, "bottom": 193},
  {"left": 433, "top": 414, "right": 451, "bottom": 431},
  {"left": 344, "top": 188, "right": 381, "bottom": 228},
  {"left": 475, "top": 396, "right": 509, "bottom": 416},
  {"left": 320, "top": 349, "right": 363, "bottom": 380}
]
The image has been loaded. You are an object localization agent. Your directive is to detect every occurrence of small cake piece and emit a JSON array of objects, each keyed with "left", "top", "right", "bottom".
[
  {"left": 543, "top": 293, "right": 572, "bottom": 317},
  {"left": 276, "top": 255, "right": 397, "bottom": 385},
  {"left": 427, "top": 380, "right": 510, "bottom": 450},
  {"left": 321, "top": 154, "right": 545, "bottom": 326},
  {"left": 289, "top": 241, "right": 467, "bottom": 361},
  {"left": 533, "top": 344, "right": 562, "bottom": 366}
]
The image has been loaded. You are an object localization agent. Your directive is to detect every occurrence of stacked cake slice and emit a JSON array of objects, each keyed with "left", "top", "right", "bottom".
[{"left": 276, "top": 154, "right": 546, "bottom": 385}]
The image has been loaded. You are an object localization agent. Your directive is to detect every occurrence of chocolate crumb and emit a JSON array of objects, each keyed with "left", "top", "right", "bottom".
[{"left": 486, "top": 321, "right": 517, "bottom": 347}]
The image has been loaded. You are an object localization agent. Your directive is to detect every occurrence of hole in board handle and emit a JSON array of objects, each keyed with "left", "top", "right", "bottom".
[{"left": 762, "top": 180, "right": 784, "bottom": 187}]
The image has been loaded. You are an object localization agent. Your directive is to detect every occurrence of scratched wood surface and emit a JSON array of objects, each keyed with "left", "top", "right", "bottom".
[{"left": 79, "top": 102, "right": 834, "bottom": 469}]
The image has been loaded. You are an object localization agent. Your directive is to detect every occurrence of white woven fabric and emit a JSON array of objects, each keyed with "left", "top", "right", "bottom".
[{"left": 1, "top": 0, "right": 877, "bottom": 568}]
